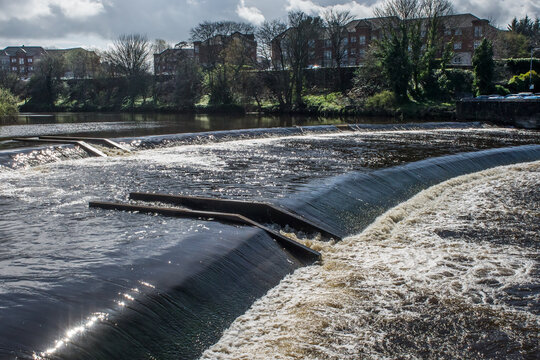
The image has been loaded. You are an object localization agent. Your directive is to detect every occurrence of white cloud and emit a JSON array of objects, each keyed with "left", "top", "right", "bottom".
[
  {"left": 237, "top": 0, "right": 265, "bottom": 25},
  {"left": 285, "top": 0, "right": 323, "bottom": 15},
  {"left": 0, "top": 0, "right": 104, "bottom": 21},
  {"left": 285, "top": 0, "right": 375, "bottom": 18},
  {"left": 52, "top": 0, "right": 105, "bottom": 19}
]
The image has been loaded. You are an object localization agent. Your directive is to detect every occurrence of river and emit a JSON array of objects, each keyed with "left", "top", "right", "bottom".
[{"left": 0, "top": 114, "right": 538, "bottom": 359}]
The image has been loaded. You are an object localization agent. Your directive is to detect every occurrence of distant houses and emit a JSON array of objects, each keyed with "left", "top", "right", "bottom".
[
  {"left": 0, "top": 46, "right": 46, "bottom": 79},
  {"left": 154, "top": 32, "right": 258, "bottom": 75},
  {"left": 271, "top": 13, "right": 500, "bottom": 69},
  {"left": 154, "top": 47, "right": 195, "bottom": 76},
  {"left": 1, "top": 12, "right": 501, "bottom": 81},
  {"left": 0, "top": 46, "right": 98, "bottom": 79}
]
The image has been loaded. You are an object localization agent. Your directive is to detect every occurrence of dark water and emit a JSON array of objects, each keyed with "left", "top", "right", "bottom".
[{"left": 0, "top": 120, "right": 538, "bottom": 359}]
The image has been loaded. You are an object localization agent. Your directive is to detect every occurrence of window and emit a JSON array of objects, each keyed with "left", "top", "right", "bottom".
[
  {"left": 11, "top": 58, "right": 16, "bottom": 63},
  {"left": 324, "top": 50, "right": 332, "bottom": 60},
  {"left": 28, "top": 58, "right": 33, "bottom": 63},
  {"left": 19, "top": 58, "right": 24, "bottom": 64},
  {"left": 421, "top": 30, "right": 426, "bottom": 38},
  {"left": 444, "top": 27, "right": 451, "bottom": 36},
  {"left": 474, "top": 40, "right": 481, "bottom": 49},
  {"left": 455, "top": 28, "right": 462, "bottom": 35},
  {"left": 343, "top": 38, "right": 348, "bottom": 46},
  {"left": 474, "top": 26, "right": 482, "bottom": 37},
  {"left": 359, "top": 35, "right": 366, "bottom": 45},
  {"left": 350, "top": 48, "right": 356, "bottom": 56},
  {"left": 453, "top": 42, "right": 462, "bottom": 50},
  {"left": 351, "top": 36, "right": 357, "bottom": 43},
  {"left": 29, "top": 66, "right": 33, "bottom": 71},
  {"left": 349, "top": 58, "right": 356, "bottom": 66},
  {"left": 359, "top": 49, "right": 366, "bottom": 58},
  {"left": 453, "top": 56, "right": 462, "bottom": 64},
  {"left": 12, "top": 66, "right": 17, "bottom": 71},
  {"left": 308, "top": 39, "right": 315, "bottom": 48},
  {"left": 325, "top": 39, "right": 332, "bottom": 48}
]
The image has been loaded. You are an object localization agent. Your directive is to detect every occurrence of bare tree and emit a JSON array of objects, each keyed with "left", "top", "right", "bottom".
[
  {"left": 257, "top": 19, "right": 288, "bottom": 69},
  {"left": 256, "top": 19, "right": 293, "bottom": 110},
  {"left": 103, "top": 34, "right": 151, "bottom": 108},
  {"left": 152, "top": 39, "right": 170, "bottom": 54},
  {"left": 190, "top": 21, "right": 255, "bottom": 42},
  {"left": 323, "top": 9, "right": 354, "bottom": 91},
  {"left": 103, "top": 34, "right": 151, "bottom": 77},
  {"left": 284, "top": 11, "right": 323, "bottom": 107}
]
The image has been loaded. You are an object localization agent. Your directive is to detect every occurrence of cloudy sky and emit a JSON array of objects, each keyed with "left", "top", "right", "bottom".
[{"left": 0, "top": 0, "right": 538, "bottom": 50}]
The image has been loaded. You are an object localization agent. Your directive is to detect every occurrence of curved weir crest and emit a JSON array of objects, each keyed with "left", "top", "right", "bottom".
[{"left": 280, "top": 144, "right": 540, "bottom": 238}]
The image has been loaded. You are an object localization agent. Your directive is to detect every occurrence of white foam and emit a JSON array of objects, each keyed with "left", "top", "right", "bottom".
[{"left": 202, "top": 161, "right": 540, "bottom": 359}]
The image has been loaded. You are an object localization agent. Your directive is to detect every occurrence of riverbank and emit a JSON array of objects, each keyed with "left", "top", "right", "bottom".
[{"left": 18, "top": 95, "right": 457, "bottom": 120}]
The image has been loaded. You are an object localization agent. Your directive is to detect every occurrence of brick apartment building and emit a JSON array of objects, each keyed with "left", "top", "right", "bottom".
[
  {"left": 0, "top": 46, "right": 47, "bottom": 79},
  {"left": 154, "top": 47, "right": 195, "bottom": 75},
  {"left": 272, "top": 13, "right": 500, "bottom": 69},
  {"left": 0, "top": 46, "right": 98, "bottom": 79},
  {"left": 153, "top": 32, "right": 257, "bottom": 75},
  {"left": 193, "top": 32, "right": 257, "bottom": 67}
]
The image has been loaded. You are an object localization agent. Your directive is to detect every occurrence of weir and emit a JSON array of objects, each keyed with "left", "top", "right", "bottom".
[
  {"left": 280, "top": 144, "right": 540, "bottom": 238},
  {"left": 1, "top": 124, "right": 539, "bottom": 360}
]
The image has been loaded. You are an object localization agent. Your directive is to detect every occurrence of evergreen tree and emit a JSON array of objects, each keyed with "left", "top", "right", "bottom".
[{"left": 472, "top": 39, "right": 494, "bottom": 95}]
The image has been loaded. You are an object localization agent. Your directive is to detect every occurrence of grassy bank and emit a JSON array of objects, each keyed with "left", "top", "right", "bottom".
[{"left": 18, "top": 91, "right": 456, "bottom": 120}]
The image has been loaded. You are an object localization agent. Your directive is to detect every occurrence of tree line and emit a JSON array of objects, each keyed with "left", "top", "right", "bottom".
[{"left": 0, "top": 0, "right": 538, "bottom": 116}]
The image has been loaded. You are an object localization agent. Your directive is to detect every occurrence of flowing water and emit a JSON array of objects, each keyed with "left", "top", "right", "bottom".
[
  {"left": 0, "top": 119, "right": 538, "bottom": 359},
  {"left": 202, "top": 161, "right": 540, "bottom": 359}
]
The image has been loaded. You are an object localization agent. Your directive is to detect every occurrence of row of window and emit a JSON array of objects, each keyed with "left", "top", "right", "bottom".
[
  {"left": 8, "top": 57, "right": 33, "bottom": 64},
  {"left": 323, "top": 49, "right": 366, "bottom": 59},
  {"left": 322, "top": 36, "right": 370, "bottom": 48},
  {"left": 12, "top": 66, "right": 34, "bottom": 71},
  {"left": 444, "top": 26, "right": 483, "bottom": 37},
  {"left": 453, "top": 40, "right": 482, "bottom": 50}
]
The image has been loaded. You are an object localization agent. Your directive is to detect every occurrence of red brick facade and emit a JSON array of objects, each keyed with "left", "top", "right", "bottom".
[
  {"left": 272, "top": 13, "right": 500, "bottom": 69},
  {"left": 0, "top": 46, "right": 46, "bottom": 78},
  {"left": 193, "top": 32, "right": 257, "bottom": 68},
  {"left": 154, "top": 48, "right": 195, "bottom": 75}
]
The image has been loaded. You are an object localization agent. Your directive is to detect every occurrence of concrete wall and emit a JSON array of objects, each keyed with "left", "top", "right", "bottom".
[{"left": 457, "top": 99, "right": 540, "bottom": 129}]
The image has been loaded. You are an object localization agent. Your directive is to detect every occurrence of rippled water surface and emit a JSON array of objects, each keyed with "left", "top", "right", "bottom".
[{"left": 0, "top": 122, "right": 538, "bottom": 359}]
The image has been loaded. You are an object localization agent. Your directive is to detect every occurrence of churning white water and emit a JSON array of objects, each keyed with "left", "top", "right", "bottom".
[{"left": 202, "top": 161, "right": 540, "bottom": 359}]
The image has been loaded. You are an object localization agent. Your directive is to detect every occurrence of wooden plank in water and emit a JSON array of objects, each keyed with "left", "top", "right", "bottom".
[
  {"left": 89, "top": 201, "right": 321, "bottom": 262},
  {"left": 12, "top": 138, "right": 107, "bottom": 157},
  {"left": 336, "top": 124, "right": 352, "bottom": 131},
  {"left": 39, "top": 136, "right": 131, "bottom": 152},
  {"left": 129, "top": 192, "right": 342, "bottom": 241}
]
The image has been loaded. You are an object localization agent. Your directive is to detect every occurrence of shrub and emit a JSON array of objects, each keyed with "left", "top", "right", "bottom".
[
  {"left": 494, "top": 85, "right": 510, "bottom": 95},
  {"left": 507, "top": 70, "right": 540, "bottom": 92},
  {"left": 445, "top": 69, "right": 474, "bottom": 97},
  {"left": 0, "top": 88, "right": 19, "bottom": 116},
  {"left": 364, "top": 90, "right": 396, "bottom": 110}
]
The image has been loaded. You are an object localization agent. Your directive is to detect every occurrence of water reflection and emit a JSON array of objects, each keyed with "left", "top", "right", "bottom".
[{"left": 1, "top": 112, "right": 433, "bottom": 150}]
